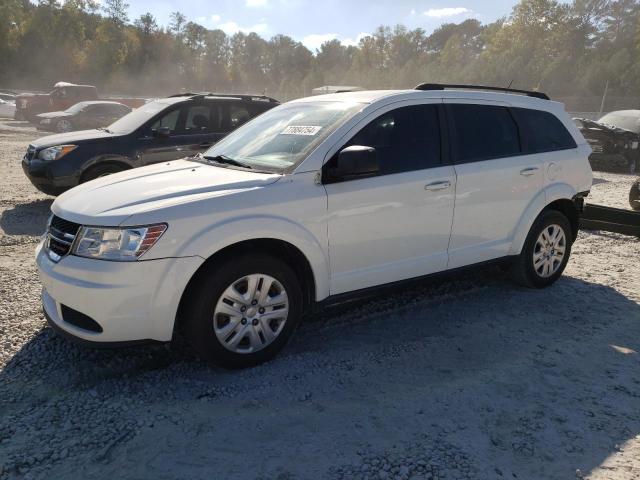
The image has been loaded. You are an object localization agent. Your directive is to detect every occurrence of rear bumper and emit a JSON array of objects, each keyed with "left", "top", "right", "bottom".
[{"left": 36, "top": 241, "right": 204, "bottom": 344}]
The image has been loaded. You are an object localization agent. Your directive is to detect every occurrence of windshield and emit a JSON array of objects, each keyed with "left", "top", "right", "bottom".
[
  {"left": 64, "top": 102, "right": 89, "bottom": 114},
  {"left": 598, "top": 112, "right": 640, "bottom": 134},
  {"left": 107, "top": 100, "right": 168, "bottom": 134},
  {"left": 202, "top": 101, "right": 363, "bottom": 173}
]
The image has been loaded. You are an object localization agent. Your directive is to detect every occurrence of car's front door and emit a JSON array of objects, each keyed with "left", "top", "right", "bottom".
[
  {"left": 137, "top": 103, "right": 223, "bottom": 165},
  {"left": 444, "top": 100, "right": 545, "bottom": 268},
  {"left": 323, "top": 101, "right": 456, "bottom": 295}
]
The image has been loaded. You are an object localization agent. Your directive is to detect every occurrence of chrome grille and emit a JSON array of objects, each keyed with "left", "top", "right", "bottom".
[{"left": 46, "top": 215, "right": 81, "bottom": 261}]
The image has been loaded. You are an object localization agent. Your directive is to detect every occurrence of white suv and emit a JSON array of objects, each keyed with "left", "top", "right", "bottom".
[{"left": 36, "top": 84, "right": 593, "bottom": 368}]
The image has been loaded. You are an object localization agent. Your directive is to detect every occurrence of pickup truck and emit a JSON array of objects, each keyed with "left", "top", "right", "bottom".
[{"left": 15, "top": 82, "right": 146, "bottom": 122}]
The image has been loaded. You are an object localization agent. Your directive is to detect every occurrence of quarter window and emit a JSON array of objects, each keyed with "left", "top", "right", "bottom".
[
  {"left": 511, "top": 108, "right": 577, "bottom": 153},
  {"left": 448, "top": 104, "right": 520, "bottom": 163},
  {"left": 344, "top": 104, "right": 441, "bottom": 175}
]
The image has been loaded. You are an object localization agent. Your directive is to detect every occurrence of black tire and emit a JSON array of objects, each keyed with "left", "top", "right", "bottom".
[
  {"left": 511, "top": 210, "right": 573, "bottom": 288},
  {"left": 630, "top": 180, "right": 640, "bottom": 211},
  {"left": 182, "top": 253, "right": 303, "bottom": 369},
  {"left": 81, "top": 163, "right": 125, "bottom": 183}
]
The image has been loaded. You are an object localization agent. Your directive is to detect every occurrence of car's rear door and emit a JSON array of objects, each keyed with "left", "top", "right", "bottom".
[
  {"left": 444, "top": 100, "right": 545, "bottom": 268},
  {"left": 323, "top": 101, "right": 456, "bottom": 294}
]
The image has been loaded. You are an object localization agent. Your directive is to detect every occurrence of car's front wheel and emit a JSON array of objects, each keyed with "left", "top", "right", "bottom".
[
  {"left": 56, "top": 119, "right": 73, "bottom": 133},
  {"left": 511, "top": 210, "right": 573, "bottom": 288},
  {"left": 182, "top": 253, "right": 303, "bottom": 369}
]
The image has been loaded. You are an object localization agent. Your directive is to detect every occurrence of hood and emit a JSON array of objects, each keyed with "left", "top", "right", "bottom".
[
  {"left": 52, "top": 159, "right": 282, "bottom": 225},
  {"left": 33, "top": 129, "right": 115, "bottom": 148},
  {"left": 37, "top": 111, "right": 72, "bottom": 120}
]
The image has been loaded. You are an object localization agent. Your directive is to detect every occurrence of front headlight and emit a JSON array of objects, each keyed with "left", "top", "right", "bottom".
[
  {"left": 72, "top": 224, "right": 167, "bottom": 261},
  {"left": 38, "top": 145, "right": 77, "bottom": 161},
  {"left": 40, "top": 118, "right": 51, "bottom": 124}
]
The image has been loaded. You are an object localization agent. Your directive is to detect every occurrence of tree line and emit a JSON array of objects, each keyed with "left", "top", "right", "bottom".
[{"left": 1, "top": 0, "right": 639, "bottom": 109}]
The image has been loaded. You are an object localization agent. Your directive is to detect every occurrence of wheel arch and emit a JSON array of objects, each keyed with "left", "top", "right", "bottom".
[
  {"left": 174, "top": 237, "right": 320, "bottom": 335},
  {"left": 79, "top": 156, "right": 134, "bottom": 182},
  {"left": 509, "top": 183, "right": 579, "bottom": 255}
]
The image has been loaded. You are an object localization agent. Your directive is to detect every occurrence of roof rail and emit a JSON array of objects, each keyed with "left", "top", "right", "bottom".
[
  {"left": 168, "top": 92, "right": 279, "bottom": 103},
  {"left": 414, "top": 83, "right": 550, "bottom": 100}
]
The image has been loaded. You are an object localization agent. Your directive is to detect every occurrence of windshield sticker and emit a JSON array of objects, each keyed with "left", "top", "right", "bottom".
[{"left": 281, "top": 125, "right": 322, "bottom": 136}]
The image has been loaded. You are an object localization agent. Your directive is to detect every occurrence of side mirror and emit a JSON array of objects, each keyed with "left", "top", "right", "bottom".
[
  {"left": 329, "top": 145, "right": 379, "bottom": 181},
  {"left": 154, "top": 126, "right": 171, "bottom": 138}
]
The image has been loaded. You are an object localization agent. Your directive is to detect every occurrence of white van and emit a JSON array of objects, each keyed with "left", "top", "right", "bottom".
[{"left": 36, "top": 84, "right": 593, "bottom": 368}]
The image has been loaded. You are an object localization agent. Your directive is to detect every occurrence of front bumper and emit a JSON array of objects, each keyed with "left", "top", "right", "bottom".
[
  {"left": 22, "top": 158, "right": 78, "bottom": 196},
  {"left": 36, "top": 241, "right": 204, "bottom": 345}
]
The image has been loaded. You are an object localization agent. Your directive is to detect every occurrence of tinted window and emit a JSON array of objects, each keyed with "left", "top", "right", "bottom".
[
  {"left": 105, "top": 104, "right": 129, "bottom": 115},
  {"left": 449, "top": 104, "right": 520, "bottom": 163},
  {"left": 185, "top": 105, "right": 211, "bottom": 132},
  {"left": 512, "top": 108, "right": 577, "bottom": 153},
  {"left": 229, "top": 104, "right": 252, "bottom": 129},
  {"left": 345, "top": 104, "right": 441, "bottom": 175},
  {"left": 151, "top": 109, "right": 180, "bottom": 133},
  {"left": 87, "top": 105, "right": 107, "bottom": 115}
]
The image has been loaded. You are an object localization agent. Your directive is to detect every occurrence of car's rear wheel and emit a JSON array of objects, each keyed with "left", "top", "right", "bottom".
[
  {"left": 81, "top": 163, "right": 125, "bottom": 183},
  {"left": 182, "top": 254, "right": 303, "bottom": 369},
  {"left": 511, "top": 210, "right": 572, "bottom": 288},
  {"left": 55, "top": 119, "right": 73, "bottom": 133}
]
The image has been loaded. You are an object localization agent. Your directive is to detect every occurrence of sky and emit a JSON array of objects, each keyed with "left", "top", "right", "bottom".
[{"left": 126, "top": 0, "right": 521, "bottom": 51}]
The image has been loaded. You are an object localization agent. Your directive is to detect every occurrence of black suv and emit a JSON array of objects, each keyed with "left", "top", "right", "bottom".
[{"left": 22, "top": 93, "right": 279, "bottom": 195}]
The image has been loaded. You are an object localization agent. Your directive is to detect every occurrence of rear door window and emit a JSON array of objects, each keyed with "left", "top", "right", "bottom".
[
  {"left": 448, "top": 104, "right": 521, "bottom": 163},
  {"left": 511, "top": 108, "right": 577, "bottom": 153},
  {"left": 229, "top": 104, "right": 252, "bottom": 129},
  {"left": 185, "top": 105, "right": 212, "bottom": 133}
]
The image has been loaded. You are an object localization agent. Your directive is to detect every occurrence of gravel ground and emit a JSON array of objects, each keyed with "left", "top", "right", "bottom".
[{"left": 1, "top": 119, "right": 639, "bottom": 480}]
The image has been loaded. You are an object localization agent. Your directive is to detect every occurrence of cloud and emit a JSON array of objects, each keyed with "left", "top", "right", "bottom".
[
  {"left": 301, "top": 32, "right": 369, "bottom": 50},
  {"left": 423, "top": 7, "right": 471, "bottom": 18},
  {"left": 195, "top": 14, "right": 223, "bottom": 26},
  {"left": 302, "top": 33, "right": 340, "bottom": 50},
  {"left": 246, "top": 0, "right": 268, "bottom": 6},
  {"left": 217, "top": 21, "right": 269, "bottom": 34},
  {"left": 342, "top": 33, "right": 369, "bottom": 47}
]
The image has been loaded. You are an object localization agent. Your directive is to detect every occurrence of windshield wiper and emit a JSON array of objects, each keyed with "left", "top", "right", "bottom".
[
  {"left": 97, "top": 127, "right": 113, "bottom": 133},
  {"left": 202, "top": 154, "right": 253, "bottom": 169}
]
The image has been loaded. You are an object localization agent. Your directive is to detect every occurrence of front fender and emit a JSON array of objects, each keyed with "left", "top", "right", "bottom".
[
  {"left": 176, "top": 215, "right": 330, "bottom": 301},
  {"left": 509, "top": 182, "right": 578, "bottom": 255}
]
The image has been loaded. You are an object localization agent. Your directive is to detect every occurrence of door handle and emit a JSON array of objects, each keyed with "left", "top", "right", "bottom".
[
  {"left": 199, "top": 142, "right": 213, "bottom": 148},
  {"left": 520, "top": 167, "right": 539, "bottom": 176},
  {"left": 424, "top": 180, "right": 451, "bottom": 191}
]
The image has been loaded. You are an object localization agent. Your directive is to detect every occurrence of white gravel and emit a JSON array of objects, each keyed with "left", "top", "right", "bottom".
[{"left": 1, "top": 120, "right": 639, "bottom": 480}]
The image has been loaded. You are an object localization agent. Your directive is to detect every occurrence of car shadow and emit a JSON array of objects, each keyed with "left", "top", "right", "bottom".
[
  {"left": 0, "top": 199, "right": 53, "bottom": 236},
  {"left": 1, "top": 270, "right": 639, "bottom": 479}
]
